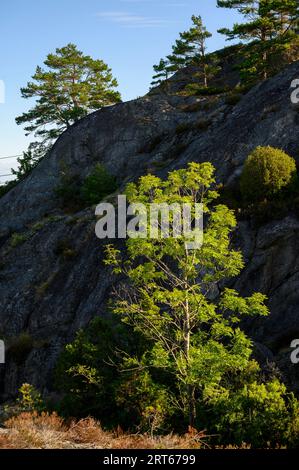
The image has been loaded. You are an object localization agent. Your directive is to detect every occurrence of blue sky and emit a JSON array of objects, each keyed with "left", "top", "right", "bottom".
[{"left": 0, "top": 0, "right": 240, "bottom": 182}]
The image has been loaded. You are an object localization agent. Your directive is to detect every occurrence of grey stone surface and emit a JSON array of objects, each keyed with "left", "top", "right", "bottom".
[{"left": 1, "top": 61, "right": 299, "bottom": 398}]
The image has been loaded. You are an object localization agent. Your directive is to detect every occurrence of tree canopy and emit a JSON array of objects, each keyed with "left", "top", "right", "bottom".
[
  {"left": 240, "top": 146, "right": 297, "bottom": 201},
  {"left": 15, "top": 43, "right": 121, "bottom": 175},
  {"left": 56, "top": 162, "right": 299, "bottom": 445},
  {"left": 217, "top": 0, "right": 299, "bottom": 80},
  {"left": 152, "top": 15, "right": 218, "bottom": 89},
  {"left": 104, "top": 162, "right": 271, "bottom": 428}
]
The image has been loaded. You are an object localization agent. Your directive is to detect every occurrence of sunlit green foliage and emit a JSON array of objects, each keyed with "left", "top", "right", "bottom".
[
  {"left": 104, "top": 163, "right": 270, "bottom": 430},
  {"left": 81, "top": 164, "right": 117, "bottom": 205},
  {"left": 57, "top": 162, "right": 299, "bottom": 446},
  {"left": 240, "top": 146, "right": 297, "bottom": 202}
]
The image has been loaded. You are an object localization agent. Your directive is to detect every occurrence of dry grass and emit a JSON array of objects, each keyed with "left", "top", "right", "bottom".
[{"left": 0, "top": 412, "right": 205, "bottom": 449}]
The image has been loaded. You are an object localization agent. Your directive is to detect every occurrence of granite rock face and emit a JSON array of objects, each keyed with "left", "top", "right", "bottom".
[{"left": 0, "top": 61, "right": 299, "bottom": 398}]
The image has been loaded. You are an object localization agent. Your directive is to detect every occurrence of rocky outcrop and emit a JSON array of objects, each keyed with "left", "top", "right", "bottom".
[{"left": 0, "top": 61, "right": 299, "bottom": 398}]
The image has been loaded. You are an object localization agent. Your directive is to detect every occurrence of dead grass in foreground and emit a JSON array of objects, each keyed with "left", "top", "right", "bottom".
[{"left": 0, "top": 412, "right": 206, "bottom": 449}]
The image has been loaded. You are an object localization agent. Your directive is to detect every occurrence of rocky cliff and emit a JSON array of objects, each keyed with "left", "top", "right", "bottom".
[{"left": 0, "top": 60, "right": 299, "bottom": 399}]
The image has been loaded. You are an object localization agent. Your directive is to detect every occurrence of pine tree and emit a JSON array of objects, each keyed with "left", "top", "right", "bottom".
[
  {"left": 15, "top": 44, "right": 121, "bottom": 171},
  {"left": 11, "top": 148, "right": 39, "bottom": 181},
  {"left": 151, "top": 59, "right": 172, "bottom": 88},
  {"left": 11, "top": 141, "right": 50, "bottom": 180},
  {"left": 169, "top": 15, "right": 215, "bottom": 87},
  {"left": 217, "top": 0, "right": 298, "bottom": 80},
  {"left": 265, "top": 0, "right": 299, "bottom": 35},
  {"left": 218, "top": 0, "right": 298, "bottom": 39}
]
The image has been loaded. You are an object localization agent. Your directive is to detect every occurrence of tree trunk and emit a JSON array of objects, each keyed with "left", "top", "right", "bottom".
[
  {"left": 188, "top": 385, "right": 196, "bottom": 428},
  {"left": 200, "top": 43, "right": 208, "bottom": 88},
  {"left": 263, "top": 50, "right": 268, "bottom": 80},
  {"left": 203, "top": 65, "right": 208, "bottom": 88},
  {"left": 184, "top": 286, "right": 196, "bottom": 427},
  {"left": 261, "top": 30, "right": 268, "bottom": 81}
]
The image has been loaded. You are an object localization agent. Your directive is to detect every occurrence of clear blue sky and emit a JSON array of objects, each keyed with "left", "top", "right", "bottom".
[{"left": 0, "top": 0, "right": 240, "bottom": 181}]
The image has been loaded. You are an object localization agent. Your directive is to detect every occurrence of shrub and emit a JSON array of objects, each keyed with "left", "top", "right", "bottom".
[
  {"left": 80, "top": 164, "right": 117, "bottom": 205},
  {"left": 31, "top": 221, "right": 46, "bottom": 232},
  {"left": 200, "top": 375, "right": 299, "bottom": 448},
  {"left": 55, "top": 174, "right": 82, "bottom": 210},
  {"left": 55, "top": 165, "right": 117, "bottom": 209},
  {"left": 55, "top": 317, "right": 140, "bottom": 426},
  {"left": 0, "top": 384, "right": 46, "bottom": 424},
  {"left": 17, "top": 384, "right": 45, "bottom": 413},
  {"left": 115, "top": 365, "right": 174, "bottom": 436},
  {"left": 55, "top": 317, "right": 174, "bottom": 434},
  {"left": 240, "top": 146, "right": 297, "bottom": 202}
]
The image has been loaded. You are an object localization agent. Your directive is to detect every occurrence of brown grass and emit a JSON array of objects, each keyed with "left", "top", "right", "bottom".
[{"left": 0, "top": 412, "right": 205, "bottom": 449}]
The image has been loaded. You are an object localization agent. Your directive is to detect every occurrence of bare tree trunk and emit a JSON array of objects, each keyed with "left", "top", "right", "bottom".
[
  {"left": 184, "top": 282, "right": 196, "bottom": 427},
  {"left": 200, "top": 42, "right": 208, "bottom": 88},
  {"left": 203, "top": 65, "right": 208, "bottom": 88},
  {"left": 263, "top": 50, "right": 268, "bottom": 80},
  {"left": 188, "top": 386, "right": 196, "bottom": 428},
  {"left": 261, "top": 31, "right": 268, "bottom": 81}
]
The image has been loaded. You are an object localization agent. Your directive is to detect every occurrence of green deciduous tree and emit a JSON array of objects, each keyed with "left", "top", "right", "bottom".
[
  {"left": 57, "top": 162, "right": 299, "bottom": 444},
  {"left": 104, "top": 162, "right": 270, "bottom": 428}
]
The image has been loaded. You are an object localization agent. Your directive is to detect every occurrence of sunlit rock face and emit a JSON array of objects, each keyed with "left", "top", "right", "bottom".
[{"left": 0, "top": 61, "right": 299, "bottom": 399}]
